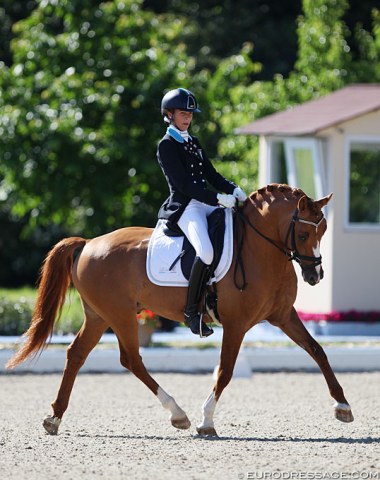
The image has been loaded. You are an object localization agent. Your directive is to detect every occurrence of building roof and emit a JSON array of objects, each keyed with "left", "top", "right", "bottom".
[{"left": 236, "top": 84, "right": 380, "bottom": 136}]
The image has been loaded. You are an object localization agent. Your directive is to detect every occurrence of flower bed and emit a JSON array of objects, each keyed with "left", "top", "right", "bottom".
[
  {"left": 137, "top": 309, "right": 161, "bottom": 347},
  {"left": 298, "top": 310, "right": 380, "bottom": 336},
  {"left": 298, "top": 310, "right": 380, "bottom": 323},
  {"left": 137, "top": 309, "right": 160, "bottom": 328}
]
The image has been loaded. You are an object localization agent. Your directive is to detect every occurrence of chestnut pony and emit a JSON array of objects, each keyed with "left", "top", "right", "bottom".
[{"left": 7, "top": 184, "right": 354, "bottom": 436}]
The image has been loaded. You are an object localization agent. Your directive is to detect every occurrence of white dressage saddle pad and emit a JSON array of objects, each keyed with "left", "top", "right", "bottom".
[{"left": 146, "top": 208, "right": 234, "bottom": 287}]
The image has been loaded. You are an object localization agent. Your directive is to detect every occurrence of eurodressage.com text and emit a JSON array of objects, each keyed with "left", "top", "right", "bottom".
[{"left": 240, "top": 472, "right": 379, "bottom": 480}]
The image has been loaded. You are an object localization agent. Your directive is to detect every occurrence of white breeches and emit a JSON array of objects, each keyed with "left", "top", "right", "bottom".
[{"left": 177, "top": 199, "right": 219, "bottom": 265}]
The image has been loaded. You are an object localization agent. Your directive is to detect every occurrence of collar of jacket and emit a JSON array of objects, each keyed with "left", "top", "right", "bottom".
[{"left": 166, "top": 126, "right": 192, "bottom": 143}]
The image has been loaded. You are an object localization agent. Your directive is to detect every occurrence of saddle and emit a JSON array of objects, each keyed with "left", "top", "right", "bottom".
[
  {"left": 164, "top": 208, "right": 226, "bottom": 281},
  {"left": 146, "top": 207, "right": 234, "bottom": 288}
]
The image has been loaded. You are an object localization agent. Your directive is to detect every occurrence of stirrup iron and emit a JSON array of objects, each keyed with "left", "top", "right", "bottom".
[{"left": 198, "top": 312, "right": 213, "bottom": 338}]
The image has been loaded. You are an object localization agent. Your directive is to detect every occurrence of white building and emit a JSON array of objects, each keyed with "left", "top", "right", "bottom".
[{"left": 237, "top": 84, "right": 380, "bottom": 316}]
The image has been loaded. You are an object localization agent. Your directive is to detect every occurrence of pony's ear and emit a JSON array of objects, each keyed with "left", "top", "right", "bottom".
[
  {"left": 315, "top": 193, "right": 333, "bottom": 209},
  {"left": 297, "top": 195, "right": 309, "bottom": 213}
]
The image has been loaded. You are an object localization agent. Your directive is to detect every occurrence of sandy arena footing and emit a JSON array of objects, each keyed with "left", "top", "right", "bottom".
[{"left": 1, "top": 372, "right": 379, "bottom": 479}]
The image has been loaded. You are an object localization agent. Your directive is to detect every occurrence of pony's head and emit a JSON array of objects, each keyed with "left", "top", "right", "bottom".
[
  {"left": 244, "top": 184, "right": 333, "bottom": 286},
  {"left": 290, "top": 193, "right": 333, "bottom": 286}
]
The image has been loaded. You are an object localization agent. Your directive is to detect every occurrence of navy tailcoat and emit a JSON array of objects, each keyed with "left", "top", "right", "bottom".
[{"left": 157, "top": 132, "right": 236, "bottom": 227}]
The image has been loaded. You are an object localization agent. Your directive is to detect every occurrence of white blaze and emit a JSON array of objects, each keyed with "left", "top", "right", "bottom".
[{"left": 313, "top": 242, "right": 321, "bottom": 276}]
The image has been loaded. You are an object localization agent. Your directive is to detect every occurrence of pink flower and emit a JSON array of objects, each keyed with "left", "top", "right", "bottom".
[{"left": 297, "top": 310, "right": 380, "bottom": 323}]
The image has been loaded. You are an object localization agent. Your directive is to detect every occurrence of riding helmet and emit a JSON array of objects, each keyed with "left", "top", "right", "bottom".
[{"left": 161, "top": 88, "right": 201, "bottom": 122}]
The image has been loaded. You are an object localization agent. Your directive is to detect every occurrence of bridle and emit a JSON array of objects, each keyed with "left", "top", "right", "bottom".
[
  {"left": 234, "top": 206, "right": 325, "bottom": 290},
  {"left": 284, "top": 208, "right": 324, "bottom": 269}
]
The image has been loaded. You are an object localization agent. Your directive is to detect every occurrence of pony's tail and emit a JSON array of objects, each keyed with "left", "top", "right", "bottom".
[{"left": 6, "top": 237, "right": 87, "bottom": 370}]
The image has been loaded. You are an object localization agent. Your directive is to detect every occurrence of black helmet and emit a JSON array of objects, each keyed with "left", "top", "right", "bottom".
[{"left": 161, "top": 88, "right": 201, "bottom": 120}]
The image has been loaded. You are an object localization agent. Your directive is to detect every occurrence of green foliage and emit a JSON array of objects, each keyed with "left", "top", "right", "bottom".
[
  {"left": 203, "top": 43, "right": 261, "bottom": 192},
  {"left": 206, "top": 0, "right": 380, "bottom": 185},
  {"left": 0, "top": 287, "right": 84, "bottom": 335},
  {"left": 351, "top": 7, "right": 380, "bottom": 81},
  {"left": 0, "top": 296, "right": 33, "bottom": 335},
  {"left": 295, "top": 0, "right": 352, "bottom": 93},
  {"left": 1, "top": 0, "right": 380, "bottom": 285},
  {"left": 54, "top": 288, "right": 85, "bottom": 335},
  {"left": 349, "top": 147, "right": 380, "bottom": 223},
  {"left": 145, "top": 0, "right": 302, "bottom": 80},
  {"left": 0, "top": 0, "right": 190, "bottom": 238},
  {"left": 0, "top": 0, "right": 37, "bottom": 66}
]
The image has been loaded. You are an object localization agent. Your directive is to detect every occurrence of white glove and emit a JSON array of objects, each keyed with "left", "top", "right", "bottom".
[
  {"left": 217, "top": 193, "right": 236, "bottom": 209},
  {"left": 233, "top": 186, "right": 247, "bottom": 202}
]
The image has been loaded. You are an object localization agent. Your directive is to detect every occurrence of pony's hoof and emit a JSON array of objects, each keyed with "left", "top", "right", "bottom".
[
  {"left": 196, "top": 425, "right": 218, "bottom": 437},
  {"left": 334, "top": 403, "right": 354, "bottom": 423},
  {"left": 43, "top": 415, "right": 61, "bottom": 435},
  {"left": 171, "top": 415, "right": 191, "bottom": 430}
]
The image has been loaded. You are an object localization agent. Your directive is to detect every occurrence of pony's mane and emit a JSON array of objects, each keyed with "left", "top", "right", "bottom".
[
  {"left": 251, "top": 183, "right": 306, "bottom": 203},
  {"left": 249, "top": 183, "right": 322, "bottom": 216}
]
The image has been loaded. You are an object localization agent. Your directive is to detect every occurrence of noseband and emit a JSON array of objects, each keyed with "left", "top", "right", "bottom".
[{"left": 234, "top": 206, "right": 324, "bottom": 290}]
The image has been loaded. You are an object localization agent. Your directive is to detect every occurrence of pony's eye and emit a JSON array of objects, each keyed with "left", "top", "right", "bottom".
[{"left": 298, "top": 232, "right": 309, "bottom": 242}]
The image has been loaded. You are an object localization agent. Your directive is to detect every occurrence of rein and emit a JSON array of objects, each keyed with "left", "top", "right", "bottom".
[{"left": 234, "top": 206, "right": 324, "bottom": 290}]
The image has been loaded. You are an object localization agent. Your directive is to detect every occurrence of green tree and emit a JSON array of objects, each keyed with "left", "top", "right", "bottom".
[
  {"left": 0, "top": 0, "right": 37, "bottom": 66},
  {"left": 350, "top": 7, "right": 380, "bottom": 81},
  {"left": 145, "top": 0, "right": 302, "bottom": 80},
  {"left": 294, "top": 0, "right": 352, "bottom": 95},
  {"left": 0, "top": 0, "right": 190, "bottom": 240},
  {"left": 209, "top": 0, "right": 380, "bottom": 192},
  {"left": 0, "top": 0, "right": 379, "bottom": 285}
]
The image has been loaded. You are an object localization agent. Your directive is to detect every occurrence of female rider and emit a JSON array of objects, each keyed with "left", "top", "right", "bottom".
[{"left": 157, "top": 88, "right": 247, "bottom": 337}]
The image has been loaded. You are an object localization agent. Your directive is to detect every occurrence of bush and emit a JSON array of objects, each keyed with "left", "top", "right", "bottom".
[
  {"left": 0, "top": 288, "right": 85, "bottom": 336},
  {"left": 0, "top": 296, "right": 33, "bottom": 335},
  {"left": 55, "top": 289, "right": 84, "bottom": 335}
]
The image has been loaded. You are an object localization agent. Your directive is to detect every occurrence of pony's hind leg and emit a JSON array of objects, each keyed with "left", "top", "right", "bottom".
[
  {"left": 272, "top": 307, "right": 354, "bottom": 423},
  {"left": 114, "top": 318, "right": 191, "bottom": 431},
  {"left": 43, "top": 302, "right": 107, "bottom": 435}
]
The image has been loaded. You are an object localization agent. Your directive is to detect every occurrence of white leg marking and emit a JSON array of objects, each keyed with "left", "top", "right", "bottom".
[
  {"left": 198, "top": 391, "right": 217, "bottom": 430},
  {"left": 157, "top": 386, "right": 187, "bottom": 421},
  {"left": 334, "top": 401, "right": 351, "bottom": 411}
]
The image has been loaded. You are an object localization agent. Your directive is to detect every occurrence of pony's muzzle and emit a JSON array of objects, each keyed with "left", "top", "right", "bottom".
[{"left": 302, "top": 265, "right": 323, "bottom": 286}]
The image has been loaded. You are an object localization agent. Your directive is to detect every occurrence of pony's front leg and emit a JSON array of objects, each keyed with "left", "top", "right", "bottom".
[
  {"left": 274, "top": 308, "right": 354, "bottom": 423},
  {"left": 157, "top": 387, "right": 191, "bottom": 430},
  {"left": 197, "top": 390, "right": 218, "bottom": 436},
  {"left": 197, "top": 328, "right": 245, "bottom": 437}
]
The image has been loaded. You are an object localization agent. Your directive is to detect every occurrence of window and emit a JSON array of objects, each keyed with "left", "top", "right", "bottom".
[
  {"left": 348, "top": 140, "right": 380, "bottom": 225},
  {"left": 267, "top": 138, "right": 326, "bottom": 199},
  {"left": 285, "top": 139, "right": 325, "bottom": 199}
]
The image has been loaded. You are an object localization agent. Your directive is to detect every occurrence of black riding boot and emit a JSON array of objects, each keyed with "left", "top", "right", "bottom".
[{"left": 184, "top": 257, "right": 214, "bottom": 337}]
